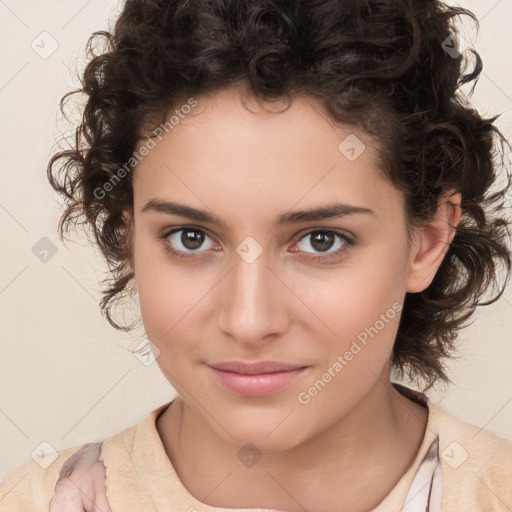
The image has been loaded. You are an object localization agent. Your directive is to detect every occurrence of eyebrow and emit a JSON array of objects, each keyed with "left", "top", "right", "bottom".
[{"left": 141, "top": 199, "right": 375, "bottom": 227}]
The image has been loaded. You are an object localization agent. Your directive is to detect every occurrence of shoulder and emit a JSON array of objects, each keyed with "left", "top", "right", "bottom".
[
  {"left": 0, "top": 404, "right": 169, "bottom": 512},
  {"left": 0, "top": 443, "right": 91, "bottom": 511},
  {"left": 428, "top": 398, "right": 512, "bottom": 462},
  {"left": 427, "top": 399, "right": 512, "bottom": 510}
]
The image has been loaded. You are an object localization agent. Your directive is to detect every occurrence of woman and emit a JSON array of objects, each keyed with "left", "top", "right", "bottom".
[{"left": 1, "top": 0, "right": 511, "bottom": 510}]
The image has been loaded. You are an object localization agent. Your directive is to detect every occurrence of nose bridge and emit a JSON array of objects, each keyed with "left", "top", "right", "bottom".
[{"left": 218, "top": 243, "right": 288, "bottom": 343}]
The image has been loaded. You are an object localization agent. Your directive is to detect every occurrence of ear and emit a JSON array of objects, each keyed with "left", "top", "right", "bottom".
[
  {"left": 121, "top": 208, "right": 135, "bottom": 272},
  {"left": 405, "top": 189, "right": 462, "bottom": 293}
]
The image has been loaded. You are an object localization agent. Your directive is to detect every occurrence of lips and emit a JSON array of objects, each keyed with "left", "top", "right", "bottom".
[
  {"left": 208, "top": 360, "right": 307, "bottom": 374},
  {"left": 207, "top": 360, "right": 308, "bottom": 396}
]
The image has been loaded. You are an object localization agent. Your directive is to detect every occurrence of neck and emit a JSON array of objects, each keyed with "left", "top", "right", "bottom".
[{"left": 156, "top": 366, "right": 428, "bottom": 512}]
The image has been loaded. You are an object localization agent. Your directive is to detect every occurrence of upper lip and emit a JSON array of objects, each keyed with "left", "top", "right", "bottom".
[{"left": 208, "top": 361, "right": 307, "bottom": 374}]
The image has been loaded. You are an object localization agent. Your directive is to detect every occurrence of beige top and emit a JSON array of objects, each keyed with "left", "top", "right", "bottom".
[{"left": 1, "top": 384, "right": 512, "bottom": 511}]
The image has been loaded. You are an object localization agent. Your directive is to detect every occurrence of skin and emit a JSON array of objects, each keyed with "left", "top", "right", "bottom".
[
  {"left": 51, "top": 85, "right": 462, "bottom": 511},
  {"left": 124, "top": 86, "right": 462, "bottom": 511}
]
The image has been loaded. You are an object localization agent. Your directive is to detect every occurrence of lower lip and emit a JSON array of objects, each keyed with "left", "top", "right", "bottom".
[{"left": 208, "top": 366, "right": 308, "bottom": 397}]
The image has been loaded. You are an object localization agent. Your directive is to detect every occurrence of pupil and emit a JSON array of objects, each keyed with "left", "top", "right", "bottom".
[
  {"left": 311, "top": 232, "right": 334, "bottom": 252},
  {"left": 182, "top": 229, "right": 204, "bottom": 250}
]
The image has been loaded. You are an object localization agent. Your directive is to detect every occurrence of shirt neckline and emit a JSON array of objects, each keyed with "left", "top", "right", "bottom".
[{"left": 119, "top": 383, "right": 436, "bottom": 511}]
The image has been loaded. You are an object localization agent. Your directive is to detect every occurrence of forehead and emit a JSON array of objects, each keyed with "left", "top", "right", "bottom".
[{"left": 133, "top": 87, "right": 403, "bottom": 221}]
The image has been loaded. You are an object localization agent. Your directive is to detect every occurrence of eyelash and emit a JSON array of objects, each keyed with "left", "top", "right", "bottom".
[{"left": 158, "top": 226, "right": 356, "bottom": 262}]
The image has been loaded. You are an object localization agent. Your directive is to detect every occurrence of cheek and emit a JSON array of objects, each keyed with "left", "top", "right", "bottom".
[
  {"left": 134, "top": 249, "right": 216, "bottom": 359},
  {"left": 303, "top": 253, "right": 407, "bottom": 368},
  {"left": 310, "top": 266, "right": 402, "bottom": 332},
  {"left": 136, "top": 270, "right": 203, "bottom": 382},
  {"left": 137, "top": 270, "right": 199, "bottom": 339},
  {"left": 294, "top": 272, "right": 404, "bottom": 419}
]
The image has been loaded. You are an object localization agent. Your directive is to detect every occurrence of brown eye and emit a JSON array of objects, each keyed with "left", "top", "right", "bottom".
[
  {"left": 293, "top": 229, "right": 355, "bottom": 261},
  {"left": 161, "top": 226, "right": 218, "bottom": 258},
  {"left": 309, "top": 231, "right": 336, "bottom": 252},
  {"left": 179, "top": 228, "right": 205, "bottom": 250}
]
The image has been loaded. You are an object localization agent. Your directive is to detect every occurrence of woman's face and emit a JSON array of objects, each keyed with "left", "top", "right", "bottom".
[{"left": 128, "top": 87, "right": 423, "bottom": 451}]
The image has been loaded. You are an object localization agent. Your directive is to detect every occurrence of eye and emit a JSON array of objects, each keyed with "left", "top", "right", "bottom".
[
  {"left": 159, "top": 226, "right": 219, "bottom": 259},
  {"left": 291, "top": 229, "right": 355, "bottom": 261},
  {"left": 159, "top": 226, "right": 356, "bottom": 262}
]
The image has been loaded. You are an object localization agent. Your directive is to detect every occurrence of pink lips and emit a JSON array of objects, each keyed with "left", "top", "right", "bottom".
[{"left": 207, "top": 360, "right": 308, "bottom": 396}]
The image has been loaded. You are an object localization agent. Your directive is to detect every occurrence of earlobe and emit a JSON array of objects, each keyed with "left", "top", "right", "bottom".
[{"left": 405, "top": 189, "right": 462, "bottom": 293}]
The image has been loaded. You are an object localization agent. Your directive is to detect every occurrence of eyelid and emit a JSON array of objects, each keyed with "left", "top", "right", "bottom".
[
  {"left": 296, "top": 226, "right": 354, "bottom": 243},
  {"left": 160, "top": 225, "right": 354, "bottom": 241},
  {"left": 160, "top": 224, "right": 213, "bottom": 239}
]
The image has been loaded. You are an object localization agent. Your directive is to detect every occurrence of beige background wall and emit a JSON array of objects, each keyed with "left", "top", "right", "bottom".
[{"left": 1, "top": 0, "right": 511, "bottom": 481}]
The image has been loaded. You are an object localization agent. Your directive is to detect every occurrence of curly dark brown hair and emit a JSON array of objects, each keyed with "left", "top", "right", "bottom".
[{"left": 47, "top": 0, "right": 511, "bottom": 392}]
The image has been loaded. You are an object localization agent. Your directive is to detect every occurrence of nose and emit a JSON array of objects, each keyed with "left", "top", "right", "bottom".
[{"left": 217, "top": 247, "right": 291, "bottom": 347}]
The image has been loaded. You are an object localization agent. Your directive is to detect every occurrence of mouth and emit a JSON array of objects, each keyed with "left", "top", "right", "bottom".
[{"left": 207, "top": 360, "right": 309, "bottom": 397}]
